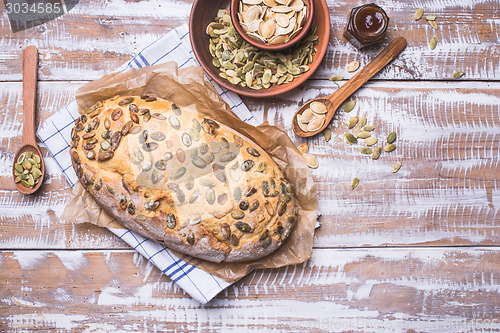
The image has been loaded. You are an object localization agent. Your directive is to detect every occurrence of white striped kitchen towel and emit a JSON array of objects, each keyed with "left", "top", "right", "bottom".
[{"left": 38, "top": 24, "right": 258, "bottom": 304}]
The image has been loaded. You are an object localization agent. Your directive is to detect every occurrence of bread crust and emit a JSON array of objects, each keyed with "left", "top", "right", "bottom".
[{"left": 70, "top": 96, "right": 298, "bottom": 262}]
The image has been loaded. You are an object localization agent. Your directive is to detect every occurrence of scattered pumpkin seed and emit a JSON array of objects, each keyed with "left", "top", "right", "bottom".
[
  {"left": 392, "top": 161, "right": 402, "bottom": 173},
  {"left": 384, "top": 143, "right": 396, "bottom": 152},
  {"left": 297, "top": 142, "right": 309, "bottom": 155},
  {"left": 348, "top": 117, "right": 358, "bottom": 129},
  {"left": 365, "top": 137, "right": 378, "bottom": 146},
  {"left": 359, "top": 115, "right": 367, "bottom": 127},
  {"left": 363, "top": 125, "right": 375, "bottom": 132},
  {"left": 414, "top": 8, "right": 424, "bottom": 20},
  {"left": 329, "top": 74, "right": 344, "bottom": 81},
  {"left": 360, "top": 147, "right": 372, "bottom": 155},
  {"left": 358, "top": 131, "right": 371, "bottom": 139},
  {"left": 351, "top": 177, "right": 359, "bottom": 190},
  {"left": 425, "top": 15, "right": 436, "bottom": 21},
  {"left": 344, "top": 100, "right": 356, "bottom": 113},
  {"left": 387, "top": 131, "right": 397, "bottom": 144},
  {"left": 429, "top": 37, "right": 437, "bottom": 50},
  {"left": 345, "top": 133, "right": 358, "bottom": 145},
  {"left": 428, "top": 20, "right": 438, "bottom": 29},
  {"left": 453, "top": 71, "right": 465, "bottom": 79},
  {"left": 372, "top": 146, "right": 382, "bottom": 160},
  {"left": 323, "top": 128, "right": 331, "bottom": 142}
]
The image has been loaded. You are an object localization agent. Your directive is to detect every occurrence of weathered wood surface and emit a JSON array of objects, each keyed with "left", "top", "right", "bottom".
[
  {"left": 1, "top": 248, "right": 499, "bottom": 332},
  {"left": 1, "top": 0, "right": 499, "bottom": 329},
  {"left": 0, "top": 0, "right": 499, "bottom": 81},
  {"left": 0, "top": 81, "right": 498, "bottom": 249}
]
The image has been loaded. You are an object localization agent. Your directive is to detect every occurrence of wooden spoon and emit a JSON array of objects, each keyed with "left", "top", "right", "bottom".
[
  {"left": 292, "top": 37, "right": 407, "bottom": 137},
  {"left": 12, "top": 46, "right": 45, "bottom": 195}
]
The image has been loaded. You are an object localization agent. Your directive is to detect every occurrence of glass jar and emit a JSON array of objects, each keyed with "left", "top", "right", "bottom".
[{"left": 343, "top": 3, "right": 389, "bottom": 49}]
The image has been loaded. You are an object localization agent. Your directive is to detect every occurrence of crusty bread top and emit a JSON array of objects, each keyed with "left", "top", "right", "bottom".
[{"left": 70, "top": 95, "right": 298, "bottom": 262}]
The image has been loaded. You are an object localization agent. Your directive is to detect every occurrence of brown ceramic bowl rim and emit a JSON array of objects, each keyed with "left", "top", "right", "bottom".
[{"left": 230, "top": 0, "right": 315, "bottom": 52}]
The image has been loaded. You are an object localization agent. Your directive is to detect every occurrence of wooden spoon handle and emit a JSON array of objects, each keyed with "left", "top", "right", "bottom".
[
  {"left": 22, "top": 46, "right": 38, "bottom": 146},
  {"left": 326, "top": 37, "right": 407, "bottom": 104}
]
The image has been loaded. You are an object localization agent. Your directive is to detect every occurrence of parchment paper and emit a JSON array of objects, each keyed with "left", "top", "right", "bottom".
[{"left": 61, "top": 62, "right": 319, "bottom": 282}]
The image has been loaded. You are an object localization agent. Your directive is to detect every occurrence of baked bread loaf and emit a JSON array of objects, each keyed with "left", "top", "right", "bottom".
[{"left": 70, "top": 96, "right": 299, "bottom": 262}]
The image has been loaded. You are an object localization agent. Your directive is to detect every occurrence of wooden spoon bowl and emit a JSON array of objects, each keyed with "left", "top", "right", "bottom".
[
  {"left": 12, "top": 46, "right": 45, "bottom": 195},
  {"left": 293, "top": 37, "right": 407, "bottom": 137}
]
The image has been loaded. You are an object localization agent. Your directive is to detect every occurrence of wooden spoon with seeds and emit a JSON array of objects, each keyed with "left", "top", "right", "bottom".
[
  {"left": 293, "top": 37, "right": 407, "bottom": 137},
  {"left": 12, "top": 46, "right": 45, "bottom": 195}
]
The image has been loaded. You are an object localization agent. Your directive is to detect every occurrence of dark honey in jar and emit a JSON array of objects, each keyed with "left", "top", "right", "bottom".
[{"left": 344, "top": 3, "right": 389, "bottom": 49}]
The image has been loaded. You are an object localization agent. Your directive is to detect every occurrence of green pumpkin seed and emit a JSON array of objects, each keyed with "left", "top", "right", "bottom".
[
  {"left": 256, "top": 161, "right": 267, "bottom": 172},
  {"left": 233, "top": 186, "right": 242, "bottom": 201},
  {"left": 358, "top": 131, "right": 371, "bottom": 139},
  {"left": 453, "top": 71, "right": 465, "bottom": 79},
  {"left": 384, "top": 144, "right": 396, "bottom": 152},
  {"left": 429, "top": 20, "right": 438, "bottom": 29},
  {"left": 17, "top": 153, "right": 26, "bottom": 165},
  {"left": 241, "top": 160, "right": 254, "bottom": 171},
  {"left": 392, "top": 161, "right": 402, "bottom": 173},
  {"left": 348, "top": 117, "right": 358, "bottom": 129},
  {"left": 345, "top": 133, "right": 358, "bottom": 145},
  {"left": 372, "top": 146, "right": 382, "bottom": 160},
  {"left": 351, "top": 177, "right": 359, "bottom": 190},
  {"left": 14, "top": 163, "right": 23, "bottom": 173},
  {"left": 360, "top": 147, "right": 373, "bottom": 155},
  {"left": 359, "top": 115, "right": 367, "bottom": 127},
  {"left": 344, "top": 100, "right": 356, "bottom": 113},
  {"left": 414, "top": 8, "right": 424, "bottom": 20},
  {"left": 426, "top": 15, "right": 437, "bottom": 21},
  {"left": 329, "top": 74, "right": 344, "bottom": 81},
  {"left": 429, "top": 37, "right": 437, "bottom": 50},
  {"left": 363, "top": 125, "right": 375, "bottom": 132},
  {"left": 171, "top": 167, "right": 186, "bottom": 180},
  {"left": 323, "top": 128, "right": 331, "bottom": 142},
  {"left": 387, "top": 132, "right": 397, "bottom": 144},
  {"left": 365, "top": 137, "right": 378, "bottom": 146}
]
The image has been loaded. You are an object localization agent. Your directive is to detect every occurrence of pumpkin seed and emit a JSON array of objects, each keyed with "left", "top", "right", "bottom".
[
  {"left": 429, "top": 37, "right": 437, "bottom": 50},
  {"left": 392, "top": 161, "right": 402, "bottom": 173},
  {"left": 150, "top": 131, "right": 166, "bottom": 141},
  {"left": 363, "top": 125, "right": 375, "bottom": 132},
  {"left": 372, "top": 146, "right": 382, "bottom": 160},
  {"left": 241, "top": 159, "right": 254, "bottom": 171},
  {"left": 166, "top": 213, "right": 176, "bottom": 229},
  {"left": 323, "top": 128, "right": 331, "bottom": 142},
  {"left": 359, "top": 115, "right": 367, "bottom": 127},
  {"left": 387, "top": 131, "right": 397, "bottom": 144},
  {"left": 233, "top": 186, "right": 242, "bottom": 201},
  {"left": 428, "top": 20, "right": 438, "bottom": 29},
  {"left": 414, "top": 8, "right": 423, "bottom": 20},
  {"left": 365, "top": 137, "right": 378, "bottom": 146},
  {"left": 310, "top": 101, "right": 327, "bottom": 115},
  {"left": 221, "top": 223, "right": 231, "bottom": 239},
  {"left": 181, "top": 133, "right": 192, "bottom": 147},
  {"left": 142, "top": 142, "right": 158, "bottom": 152},
  {"left": 384, "top": 143, "right": 396, "bottom": 152},
  {"left": 453, "top": 71, "right": 465, "bottom": 79},
  {"left": 121, "top": 121, "right": 133, "bottom": 135},
  {"left": 202, "top": 178, "right": 214, "bottom": 187},
  {"left": 171, "top": 167, "right": 186, "bottom": 180},
  {"left": 97, "top": 150, "right": 114, "bottom": 161},
  {"left": 303, "top": 153, "right": 318, "bottom": 168},
  {"left": 264, "top": 200, "right": 274, "bottom": 215},
  {"left": 118, "top": 97, "right": 134, "bottom": 106},
  {"left": 235, "top": 221, "right": 252, "bottom": 233},
  {"left": 347, "top": 61, "right": 360, "bottom": 72},
  {"left": 104, "top": 118, "right": 111, "bottom": 130},
  {"left": 358, "top": 131, "right": 371, "bottom": 139},
  {"left": 426, "top": 15, "right": 436, "bottom": 21},
  {"left": 348, "top": 117, "right": 358, "bottom": 129},
  {"left": 345, "top": 133, "right": 358, "bottom": 145},
  {"left": 256, "top": 161, "right": 267, "bottom": 172},
  {"left": 187, "top": 231, "right": 195, "bottom": 245},
  {"left": 344, "top": 100, "right": 356, "bottom": 112},
  {"left": 111, "top": 108, "right": 122, "bottom": 121},
  {"left": 191, "top": 155, "right": 207, "bottom": 169},
  {"left": 297, "top": 142, "right": 309, "bottom": 154},
  {"left": 329, "top": 74, "right": 344, "bottom": 81},
  {"left": 360, "top": 147, "right": 372, "bottom": 155},
  {"left": 206, "top": 188, "right": 216, "bottom": 205},
  {"left": 239, "top": 200, "right": 249, "bottom": 210},
  {"left": 176, "top": 148, "right": 185, "bottom": 163},
  {"left": 351, "top": 177, "right": 359, "bottom": 190},
  {"left": 246, "top": 147, "right": 260, "bottom": 157},
  {"left": 169, "top": 115, "right": 180, "bottom": 130}
]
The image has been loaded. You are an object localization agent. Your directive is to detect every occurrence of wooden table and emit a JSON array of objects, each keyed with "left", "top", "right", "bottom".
[{"left": 1, "top": 0, "right": 499, "bottom": 331}]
